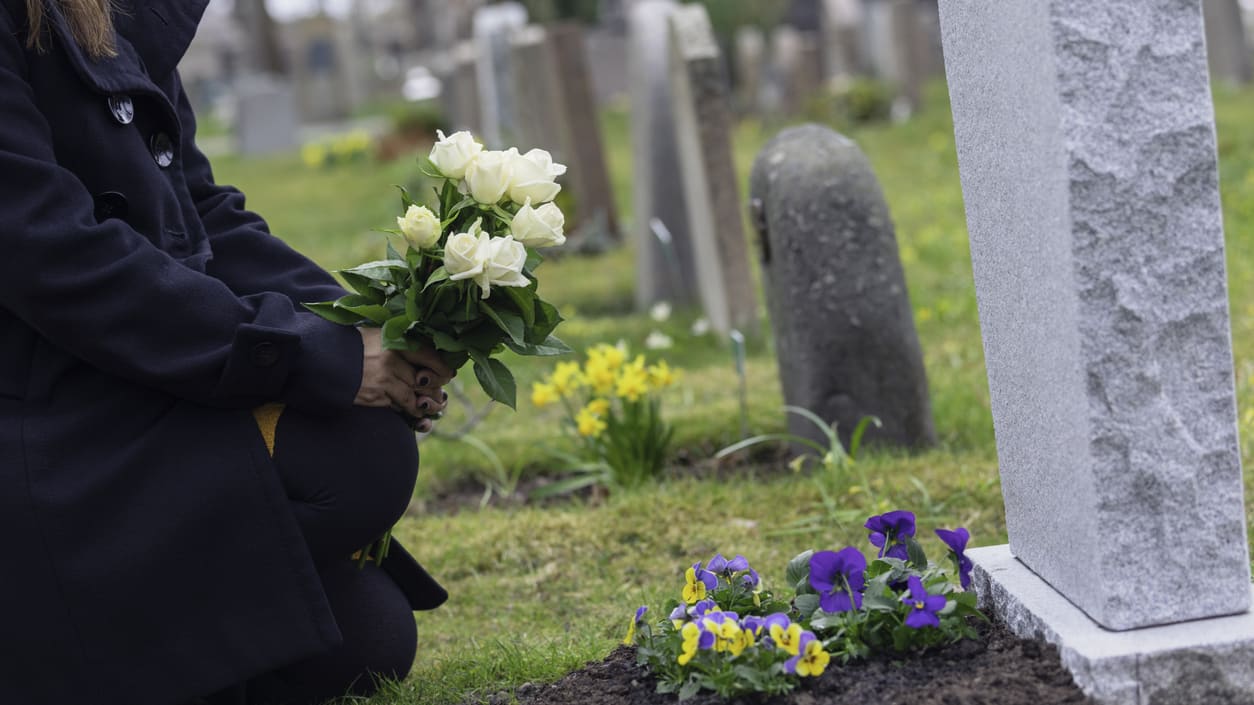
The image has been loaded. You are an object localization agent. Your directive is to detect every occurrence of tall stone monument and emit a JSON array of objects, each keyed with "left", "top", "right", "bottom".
[
  {"left": 667, "top": 5, "right": 759, "bottom": 335},
  {"left": 629, "top": 0, "right": 698, "bottom": 310},
  {"left": 472, "top": 2, "right": 528, "bottom": 147},
  {"left": 1203, "top": 0, "right": 1253, "bottom": 85},
  {"left": 940, "top": 0, "right": 1254, "bottom": 702}
]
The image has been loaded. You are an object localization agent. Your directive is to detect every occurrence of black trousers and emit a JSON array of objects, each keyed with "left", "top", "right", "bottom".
[{"left": 205, "top": 406, "right": 422, "bottom": 705}]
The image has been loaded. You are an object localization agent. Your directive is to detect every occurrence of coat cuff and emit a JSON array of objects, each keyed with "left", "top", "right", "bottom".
[{"left": 215, "top": 316, "right": 361, "bottom": 412}]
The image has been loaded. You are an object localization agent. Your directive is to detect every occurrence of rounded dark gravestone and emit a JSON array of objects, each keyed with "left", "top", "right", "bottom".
[{"left": 749, "top": 124, "right": 936, "bottom": 451}]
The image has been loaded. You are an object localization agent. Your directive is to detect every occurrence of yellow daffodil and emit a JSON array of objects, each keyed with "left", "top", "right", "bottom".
[
  {"left": 771, "top": 623, "right": 804, "bottom": 656},
  {"left": 647, "top": 360, "right": 678, "bottom": 389},
  {"left": 615, "top": 366, "right": 650, "bottom": 402},
  {"left": 586, "top": 398, "right": 611, "bottom": 416},
  {"left": 531, "top": 381, "right": 558, "bottom": 408},
  {"left": 301, "top": 143, "right": 327, "bottom": 169},
  {"left": 590, "top": 343, "right": 627, "bottom": 371},
  {"left": 551, "top": 361, "right": 583, "bottom": 395},
  {"left": 583, "top": 358, "right": 617, "bottom": 396},
  {"left": 793, "top": 638, "right": 831, "bottom": 677},
  {"left": 575, "top": 406, "right": 607, "bottom": 437}
]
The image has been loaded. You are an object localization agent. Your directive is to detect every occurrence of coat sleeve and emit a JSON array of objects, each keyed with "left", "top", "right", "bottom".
[
  {"left": 0, "top": 7, "right": 362, "bottom": 412},
  {"left": 177, "top": 75, "right": 350, "bottom": 305}
]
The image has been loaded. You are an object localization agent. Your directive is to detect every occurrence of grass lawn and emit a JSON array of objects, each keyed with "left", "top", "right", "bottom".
[{"left": 210, "top": 81, "right": 1254, "bottom": 704}]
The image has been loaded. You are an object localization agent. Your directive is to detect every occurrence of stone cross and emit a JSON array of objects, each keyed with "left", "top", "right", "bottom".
[
  {"left": 629, "top": 0, "right": 698, "bottom": 310},
  {"left": 667, "top": 4, "right": 759, "bottom": 335},
  {"left": 940, "top": 0, "right": 1254, "bottom": 701},
  {"left": 749, "top": 125, "right": 936, "bottom": 451},
  {"left": 472, "top": 2, "right": 528, "bottom": 147}
]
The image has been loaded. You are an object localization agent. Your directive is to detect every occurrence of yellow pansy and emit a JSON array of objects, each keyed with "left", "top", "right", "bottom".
[
  {"left": 531, "top": 382, "right": 558, "bottom": 408},
  {"left": 680, "top": 567, "right": 707, "bottom": 605},
  {"left": 677, "top": 621, "right": 702, "bottom": 666},
  {"left": 770, "top": 623, "right": 804, "bottom": 656},
  {"left": 794, "top": 638, "right": 831, "bottom": 677}
]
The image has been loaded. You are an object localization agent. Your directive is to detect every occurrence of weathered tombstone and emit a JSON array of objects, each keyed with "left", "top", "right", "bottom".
[
  {"left": 629, "top": 0, "right": 698, "bottom": 310},
  {"left": 509, "top": 26, "right": 568, "bottom": 155},
  {"left": 940, "top": 0, "right": 1254, "bottom": 701},
  {"left": 769, "top": 26, "right": 805, "bottom": 116},
  {"left": 821, "top": 0, "right": 865, "bottom": 79},
  {"left": 585, "top": 28, "right": 631, "bottom": 106},
  {"left": 734, "top": 26, "right": 767, "bottom": 115},
  {"left": 750, "top": 125, "right": 936, "bottom": 450},
  {"left": 667, "top": 5, "right": 759, "bottom": 335},
  {"left": 548, "top": 23, "right": 621, "bottom": 243},
  {"left": 234, "top": 76, "right": 298, "bottom": 155},
  {"left": 472, "top": 2, "right": 528, "bottom": 146},
  {"left": 289, "top": 15, "right": 350, "bottom": 122},
  {"left": 447, "top": 41, "right": 482, "bottom": 134},
  {"left": 1203, "top": 0, "right": 1253, "bottom": 85}
]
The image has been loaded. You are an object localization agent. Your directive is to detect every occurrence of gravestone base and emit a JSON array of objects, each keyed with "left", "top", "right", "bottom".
[{"left": 971, "top": 545, "right": 1254, "bottom": 705}]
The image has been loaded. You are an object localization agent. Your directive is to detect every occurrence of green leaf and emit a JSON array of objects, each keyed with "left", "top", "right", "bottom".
[
  {"left": 848, "top": 415, "right": 883, "bottom": 460},
  {"left": 471, "top": 354, "right": 517, "bottom": 409},
  {"left": 339, "top": 271, "right": 387, "bottom": 302},
  {"left": 784, "top": 405, "right": 842, "bottom": 456},
  {"left": 424, "top": 267, "right": 452, "bottom": 291},
  {"left": 335, "top": 302, "right": 391, "bottom": 325},
  {"left": 524, "top": 248, "right": 545, "bottom": 273},
  {"left": 505, "top": 334, "right": 573, "bottom": 357},
  {"left": 862, "top": 592, "right": 900, "bottom": 613},
  {"left": 793, "top": 593, "right": 820, "bottom": 620},
  {"left": 430, "top": 329, "right": 468, "bottom": 353},
  {"left": 479, "top": 301, "right": 526, "bottom": 344},
  {"left": 303, "top": 301, "right": 364, "bottom": 326},
  {"left": 396, "top": 184, "right": 417, "bottom": 209},
  {"left": 786, "top": 550, "right": 815, "bottom": 589},
  {"left": 343, "top": 259, "right": 407, "bottom": 282},
  {"left": 530, "top": 299, "right": 562, "bottom": 341},
  {"left": 904, "top": 536, "right": 929, "bottom": 571},
  {"left": 381, "top": 315, "right": 414, "bottom": 349},
  {"left": 502, "top": 285, "right": 537, "bottom": 327}
]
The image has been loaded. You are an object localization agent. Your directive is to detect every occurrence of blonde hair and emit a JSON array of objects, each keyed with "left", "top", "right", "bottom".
[{"left": 25, "top": 0, "right": 117, "bottom": 58}]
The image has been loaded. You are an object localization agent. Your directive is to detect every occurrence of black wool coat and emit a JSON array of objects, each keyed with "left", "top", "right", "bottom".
[{"left": 0, "top": 2, "right": 443, "bottom": 704}]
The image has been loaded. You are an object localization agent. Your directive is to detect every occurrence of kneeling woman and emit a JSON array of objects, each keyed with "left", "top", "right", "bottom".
[{"left": 0, "top": 1, "right": 451, "bottom": 703}]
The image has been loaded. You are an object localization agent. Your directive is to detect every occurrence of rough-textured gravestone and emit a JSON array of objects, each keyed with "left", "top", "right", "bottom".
[
  {"left": 234, "top": 76, "right": 298, "bottom": 155},
  {"left": 667, "top": 5, "right": 759, "bottom": 335},
  {"left": 941, "top": 0, "right": 1254, "bottom": 700},
  {"left": 629, "top": 0, "right": 698, "bottom": 310},
  {"left": 734, "top": 26, "right": 766, "bottom": 115},
  {"left": 821, "top": 0, "right": 865, "bottom": 78},
  {"left": 749, "top": 125, "right": 936, "bottom": 450},
  {"left": 509, "top": 26, "right": 568, "bottom": 155},
  {"left": 472, "top": 2, "right": 528, "bottom": 147},
  {"left": 1203, "top": 0, "right": 1253, "bottom": 84},
  {"left": 548, "top": 23, "right": 620, "bottom": 243}
]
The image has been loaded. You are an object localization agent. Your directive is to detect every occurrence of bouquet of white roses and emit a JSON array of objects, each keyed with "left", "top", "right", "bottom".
[{"left": 306, "top": 130, "right": 572, "bottom": 410}]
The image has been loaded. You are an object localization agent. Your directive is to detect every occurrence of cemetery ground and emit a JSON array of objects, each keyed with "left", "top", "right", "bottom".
[{"left": 212, "top": 84, "right": 1254, "bottom": 704}]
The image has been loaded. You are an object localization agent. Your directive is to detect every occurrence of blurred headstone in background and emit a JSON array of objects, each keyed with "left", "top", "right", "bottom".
[
  {"left": 585, "top": 4, "right": 631, "bottom": 107},
  {"left": 180, "top": 9, "right": 245, "bottom": 118},
  {"left": 289, "top": 14, "right": 352, "bottom": 122},
  {"left": 1203, "top": 0, "right": 1253, "bottom": 85},
  {"left": 734, "top": 26, "right": 767, "bottom": 116},
  {"left": 750, "top": 125, "right": 936, "bottom": 451},
  {"left": 821, "top": 0, "right": 865, "bottom": 79},
  {"left": 667, "top": 4, "right": 759, "bottom": 335},
  {"left": 549, "top": 23, "right": 622, "bottom": 244},
  {"left": 445, "top": 41, "right": 483, "bottom": 133},
  {"left": 473, "top": 2, "right": 529, "bottom": 146},
  {"left": 234, "top": 76, "right": 299, "bottom": 155},
  {"left": 768, "top": 26, "right": 804, "bottom": 116},
  {"left": 863, "top": 0, "right": 925, "bottom": 116},
  {"left": 510, "top": 26, "right": 570, "bottom": 155},
  {"left": 630, "top": 0, "right": 698, "bottom": 311}
]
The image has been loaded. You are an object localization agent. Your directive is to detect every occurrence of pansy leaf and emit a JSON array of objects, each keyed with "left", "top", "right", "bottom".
[
  {"left": 862, "top": 592, "right": 900, "bottom": 613},
  {"left": 904, "top": 536, "right": 929, "bottom": 571},
  {"left": 793, "top": 593, "right": 820, "bottom": 620},
  {"left": 303, "top": 301, "right": 363, "bottom": 325},
  {"left": 786, "top": 550, "right": 815, "bottom": 590},
  {"left": 677, "top": 680, "right": 700, "bottom": 701}
]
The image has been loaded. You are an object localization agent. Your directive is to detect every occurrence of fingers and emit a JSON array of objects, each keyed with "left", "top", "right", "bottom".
[
  {"left": 415, "top": 393, "right": 447, "bottom": 417},
  {"left": 399, "top": 344, "right": 455, "bottom": 381}
]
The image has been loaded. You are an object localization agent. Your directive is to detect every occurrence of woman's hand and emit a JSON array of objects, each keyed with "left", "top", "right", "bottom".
[
  {"left": 354, "top": 329, "right": 455, "bottom": 432},
  {"left": 406, "top": 346, "right": 455, "bottom": 434}
]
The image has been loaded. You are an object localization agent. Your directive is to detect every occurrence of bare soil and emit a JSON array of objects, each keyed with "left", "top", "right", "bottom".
[{"left": 494, "top": 618, "right": 1091, "bottom": 705}]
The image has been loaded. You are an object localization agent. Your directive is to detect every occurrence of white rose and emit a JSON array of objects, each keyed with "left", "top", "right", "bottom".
[
  {"left": 510, "top": 199, "right": 566, "bottom": 248},
  {"left": 465, "top": 149, "right": 513, "bottom": 204},
  {"left": 396, "top": 204, "right": 442, "bottom": 249},
  {"left": 444, "top": 221, "right": 488, "bottom": 282},
  {"left": 483, "top": 236, "right": 530, "bottom": 296},
  {"left": 428, "top": 130, "right": 483, "bottom": 180},
  {"left": 506, "top": 148, "right": 565, "bottom": 205}
]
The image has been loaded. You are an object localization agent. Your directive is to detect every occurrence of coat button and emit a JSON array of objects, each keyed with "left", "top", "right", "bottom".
[
  {"left": 107, "top": 95, "right": 134, "bottom": 124},
  {"left": 92, "top": 191, "right": 129, "bottom": 222},
  {"left": 150, "top": 132, "right": 175, "bottom": 168},
  {"left": 251, "top": 342, "right": 281, "bottom": 368}
]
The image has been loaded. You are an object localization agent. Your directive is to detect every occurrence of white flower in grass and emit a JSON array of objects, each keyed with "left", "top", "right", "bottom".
[
  {"left": 428, "top": 130, "right": 483, "bottom": 180},
  {"left": 465, "top": 149, "right": 514, "bottom": 204},
  {"left": 397, "top": 204, "right": 442, "bottom": 249},
  {"left": 645, "top": 330, "right": 674, "bottom": 350},
  {"left": 506, "top": 148, "right": 565, "bottom": 205},
  {"left": 650, "top": 301, "right": 672, "bottom": 322},
  {"left": 691, "top": 318, "right": 711, "bottom": 336},
  {"left": 511, "top": 199, "right": 566, "bottom": 248}
]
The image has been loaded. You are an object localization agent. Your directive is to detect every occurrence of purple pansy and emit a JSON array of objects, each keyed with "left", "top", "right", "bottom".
[
  {"left": 865, "top": 510, "right": 917, "bottom": 560},
  {"left": 936, "top": 527, "right": 973, "bottom": 589},
  {"left": 634, "top": 606, "right": 648, "bottom": 623},
  {"left": 741, "top": 615, "right": 765, "bottom": 635},
  {"left": 669, "top": 603, "right": 688, "bottom": 623},
  {"left": 689, "top": 599, "right": 718, "bottom": 619},
  {"left": 726, "top": 554, "right": 750, "bottom": 572},
  {"left": 742, "top": 567, "right": 761, "bottom": 590},
  {"left": 705, "top": 554, "right": 728, "bottom": 574},
  {"left": 900, "top": 576, "right": 947, "bottom": 629},
  {"left": 808, "top": 547, "right": 867, "bottom": 613},
  {"left": 691, "top": 562, "right": 719, "bottom": 590}
]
